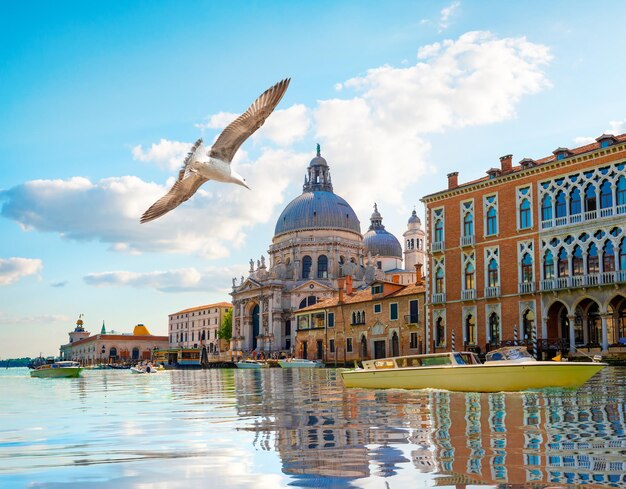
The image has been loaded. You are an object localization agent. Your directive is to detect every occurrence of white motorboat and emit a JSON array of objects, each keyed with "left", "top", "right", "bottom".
[
  {"left": 278, "top": 358, "right": 324, "bottom": 369},
  {"left": 236, "top": 359, "right": 269, "bottom": 369},
  {"left": 130, "top": 364, "right": 158, "bottom": 374}
]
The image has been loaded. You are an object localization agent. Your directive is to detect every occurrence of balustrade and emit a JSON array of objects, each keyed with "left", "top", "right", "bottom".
[
  {"left": 431, "top": 241, "right": 444, "bottom": 253},
  {"left": 461, "top": 289, "right": 476, "bottom": 301},
  {"left": 484, "top": 286, "right": 500, "bottom": 298},
  {"left": 518, "top": 282, "right": 535, "bottom": 294},
  {"left": 460, "top": 235, "right": 475, "bottom": 247}
]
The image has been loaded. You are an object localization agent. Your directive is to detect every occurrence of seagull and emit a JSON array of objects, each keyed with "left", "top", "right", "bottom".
[{"left": 140, "top": 78, "right": 291, "bottom": 223}]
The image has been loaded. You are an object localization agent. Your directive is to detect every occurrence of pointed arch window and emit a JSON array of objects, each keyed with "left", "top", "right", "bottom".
[
  {"left": 570, "top": 188, "right": 581, "bottom": 215},
  {"left": 302, "top": 255, "right": 312, "bottom": 279},
  {"left": 434, "top": 219, "right": 444, "bottom": 242},
  {"left": 486, "top": 207, "right": 498, "bottom": 236},
  {"left": 519, "top": 199, "right": 531, "bottom": 229},
  {"left": 487, "top": 258, "right": 499, "bottom": 287},
  {"left": 464, "top": 263, "right": 475, "bottom": 290},
  {"left": 541, "top": 195, "right": 553, "bottom": 221},
  {"left": 585, "top": 184, "right": 597, "bottom": 212},
  {"left": 587, "top": 243, "right": 599, "bottom": 274},
  {"left": 603, "top": 241, "right": 615, "bottom": 272},
  {"left": 317, "top": 255, "right": 328, "bottom": 279},
  {"left": 521, "top": 253, "right": 533, "bottom": 283},
  {"left": 435, "top": 268, "right": 444, "bottom": 294},
  {"left": 465, "top": 315, "right": 476, "bottom": 345},
  {"left": 555, "top": 191, "right": 567, "bottom": 218},
  {"left": 572, "top": 245, "right": 583, "bottom": 276},
  {"left": 435, "top": 317, "right": 445, "bottom": 346},
  {"left": 557, "top": 248, "right": 569, "bottom": 278},
  {"left": 600, "top": 180, "right": 613, "bottom": 209},
  {"left": 544, "top": 250, "right": 555, "bottom": 279},
  {"left": 463, "top": 212, "right": 474, "bottom": 237},
  {"left": 489, "top": 313, "right": 500, "bottom": 345},
  {"left": 617, "top": 176, "right": 626, "bottom": 206},
  {"left": 361, "top": 336, "right": 368, "bottom": 358}
]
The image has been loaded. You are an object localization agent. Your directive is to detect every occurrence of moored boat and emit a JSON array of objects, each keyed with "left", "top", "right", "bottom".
[
  {"left": 30, "top": 361, "right": 83, "bottom": 378},
  {"left": 340, "top": 346, "right": 606, "bottom": 392},
  {"left": 236, "top": 359, "right": 269, "bottom": 369},
  {"left": 130, "top": 363, "right": 158, "bottom": 374},
  {"left": 278, "top": 358, "right": 324, "bottom": 369}
]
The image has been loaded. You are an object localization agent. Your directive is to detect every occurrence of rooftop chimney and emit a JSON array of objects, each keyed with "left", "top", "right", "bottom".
[
  {"left": 337, "top": 278, "right": 345, "bottom": 304},
  {"left": 447, "top": 172, "right": 459, "bottom": 189},
  {"left": 415, "top": 263, "right": 423, "bottom": 285},
  {"left": 392, "top": 274, "right": 400, "bottom": 284},
  {"left": 500, "top": 154, "right": 513, "bottom": 173},
  {"left": 345, "top": 275, "right": 353, "bottom": 295}
]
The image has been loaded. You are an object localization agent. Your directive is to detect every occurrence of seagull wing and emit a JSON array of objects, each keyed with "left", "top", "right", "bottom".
[
  {"left": 140, "top": 173, "right": 208, "bottom": 223},
  {"left": 209, "top": 78, "right": 290, "bottom": 163}
]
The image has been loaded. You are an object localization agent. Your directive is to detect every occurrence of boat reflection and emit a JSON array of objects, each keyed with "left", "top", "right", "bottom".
[{"left": 234, "top": 368, "right": 626, "bottom": 487}]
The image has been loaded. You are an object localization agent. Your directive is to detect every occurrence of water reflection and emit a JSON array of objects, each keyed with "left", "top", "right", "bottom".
[{"left": 0, "top": 367, "right": 624, "bottom": 488}]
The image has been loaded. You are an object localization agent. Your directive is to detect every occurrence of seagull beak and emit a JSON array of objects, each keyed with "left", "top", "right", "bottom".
[{"left": 240, "top": 180, "right": 251, "bottom": 190}]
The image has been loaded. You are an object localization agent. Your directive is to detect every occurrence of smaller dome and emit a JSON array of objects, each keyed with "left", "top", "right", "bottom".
[
  {"left": 363, "top": 203, "right": 402, "bottom": 258},
  {"left": 133, "top": 324, "right": 151, "bottom": 336},
  {"left": 408, "top": 209, "right": 421, "bottom": 225}
]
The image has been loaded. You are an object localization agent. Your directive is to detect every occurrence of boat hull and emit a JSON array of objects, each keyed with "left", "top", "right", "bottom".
[
  {"left": 278, "top": 360, "right": 324, "bottom": 368},
  {"left": 236, "top": 362, "right": 268, "bottom": 369},
  {"left": 340, "top": 362, "right": 606, "bottom": 392},
  {"left": 30, "top": 367, "right": 83, "bottom": 378}
]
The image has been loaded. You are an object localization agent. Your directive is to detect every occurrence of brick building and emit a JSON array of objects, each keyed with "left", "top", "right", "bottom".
[
  {"left": 421, "top": 133, "right": 626, "bottom": 356},
  {"left": 294, "top": 273, "right": 426, "bottom": 364},
  {"left": 168, "top": 302, "right": 232, "bottom": 353}
]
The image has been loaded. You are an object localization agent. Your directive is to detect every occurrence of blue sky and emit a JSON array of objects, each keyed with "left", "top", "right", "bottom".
[{"left": 2, "top": 0, "right": 626, "bottom": 357}]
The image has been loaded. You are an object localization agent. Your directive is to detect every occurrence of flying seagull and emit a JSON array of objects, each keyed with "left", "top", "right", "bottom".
[{"left": 140, "top": 78, "right": 291, "bottom": 223}]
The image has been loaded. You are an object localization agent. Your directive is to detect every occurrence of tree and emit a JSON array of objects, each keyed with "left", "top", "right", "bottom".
[{"left": 218, "top": 309, "right": 232, "bottom": 341}]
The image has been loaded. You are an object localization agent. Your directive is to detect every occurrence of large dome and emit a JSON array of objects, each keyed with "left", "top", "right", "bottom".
[
  {"left": 362, "top": 204, "right": 402, "bottom": 258},
  {"left": 274, "top": 191, "right": 361, "bottom": 236}
]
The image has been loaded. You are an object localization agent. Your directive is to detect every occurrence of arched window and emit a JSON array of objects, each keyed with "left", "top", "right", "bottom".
[
  {"left": 600, "top": 180, "right": 613, "bottom": 209},
  {"left": 463, "top": 212, "right": 474, "bottom": 236},
  {"left": 486, "top": 207, "right": 497, "bottom": 235},
  {"left": 521, "top": 253, "right": 533, "bottom": 283},
  {"left": 519, "top": 199, "right": 531, "bottom": 229},
  {"left": 465, "top": 315, "right": 476, "bottom": 345},
  {"left": 109, "top": 347, "right": 117, "bottom": 357},
  {"left": 620, "top": 238, "right": 626, "bottom": 271},
  {"left": 541, "top": 195, "right": 553, "bottom": 221},
  {"left": 299, "top": 296, "right": 317, "bottom": 309},
  {"left": 522, "top": 309, "right": 535, "bottom": 341},
  {"left": 434, "top": 219, "right": 444, "bottom": 242},
  {"left": 435, "top": 317, "right": 445, "bottom": 346},
  {"left": 317, "top": 255, "right": 328, "bottom": 279},
  {"left": 617, "top": 176, "right": 626, "bottom": 205},
  {"left": 391, "top": 331, "right": 399, "bottom": 357},
  {"left": 352, "top": 312, "right": 356, "bottom": 324},
  {"left": 302, "top": 255, "right": 312, "bottom": 279},
  {"left": 557, "top": 248, "right": 569, "bottom": 277},
  {"left": 435, "top": 268, "right": 444, "bottom": 294},
  {"left": 544, "top": 250, "right": 555, "bottom": 279},
  {"left": 603, "top": 241, "right": 615, "bottom": 272},
  {"left": 361, "top": 336, "right": 368, "bottom": 358},
  {"left": 487, "top": 258, "right": 498, "bottom": 287},
  {"left": 585, "top": 184, "right": 597, "bottom": 212},
  {"left": 489, "top": 313, "right": 500, "bottom": 345},
  {"left": 570, "top": 187, "right": 581, "bottom": 215},
  {"left": 464, "top": 263, "right": 475, "bottom": 290},
  {"left": 132, "top": 347, "right": 139, "bottom": 360},
  {"left": 555, "top": 190, "right": 567, "bottom": 218},
  {"left": 572, "top": 245, "right": 583, "bottom": 276},
  {"left": 587, "top": 243, "right": 599, "bottom": 274}
]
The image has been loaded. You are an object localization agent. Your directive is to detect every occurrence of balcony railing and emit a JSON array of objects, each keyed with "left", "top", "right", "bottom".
[
  {"left": 484, "top": 286, "right": 500, "bottom": 298},
  {"left": 431, "top": 241, "right": 444, "bottom": 253},
  {"left": 460, "top": 235, "right": 475, "bottom": 247},
  {"left": 569, "top": 213, "right": 582, "bottom": 224},
  {"left": 404, "top": 314, "right": 419, "bottom": 324},
  {"left": 571, "top": 275, "right": 585, "bottom": 287},
  {"left": 540, "top": 271, "right": 626, "bottom": 291},
  {"left": 555, "top": 216, "right": 567, "bottom": 227},
  {"left": 618, "top": 204, "right": 626, "bottom": 215},
  {"left": 461, "top": 289, "right": 476, "bottom": 301},
  {"left": 518, "top": 282, "right": 535, "bottom": 294},
  {"left": 600, "top": 208, "right": 613, "bottom": 218},
  {"left": 538, "top": 205, "right": 625, "bottom": 231},
  {"left": 584, "top": 210, "right": 597, "bottom": 221},
  {"left": 431, "top": 293, "right": 446, "bottom": 304}
]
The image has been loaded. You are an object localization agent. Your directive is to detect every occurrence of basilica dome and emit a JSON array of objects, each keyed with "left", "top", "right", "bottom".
[
  {"left": 363, "top": 204, "right": 402, "bottom": 258},
  {"left": 274, "top": 147, "right": 361, "bottom": 237}
]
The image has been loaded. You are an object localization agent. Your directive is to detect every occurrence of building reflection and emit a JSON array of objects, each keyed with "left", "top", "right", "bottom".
[{"left": 232, "top": 369, "right": 626, "bottom": 487}]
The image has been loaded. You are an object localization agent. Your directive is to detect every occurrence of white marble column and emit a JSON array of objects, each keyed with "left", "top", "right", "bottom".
[
  {"left": 568, "top": 314, "right": 576, "bottom": 353},
  {"left": 601, "top": 314, "right": 610, "bottom": 353}
]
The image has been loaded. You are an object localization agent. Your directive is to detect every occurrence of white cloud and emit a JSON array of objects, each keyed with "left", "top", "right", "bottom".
[
  {"left": 439, "top": 1, "right": 460, "bottom": 31},
  {"left": 194, "top": 111, "right": 239, "bottom": 131},
  {"left": 0, "top": 312, "right": 70, "bottom": 324},
  {"left": 0, "top": 257, "right": 43, "bottom": 285},
  {"left": 132, "top": 139, "right": 192, "bottom": 172},
  {"left": 2, "top": 149, "right": 306, "bottom": 258},
  {"left": 573, "top": 136, "right": 595, "bottom": 146},
  {"left": 84, "top": 265, "right": 244, "bottom": 293},
  {"left": 252, "top": 104, "right": 310, "bottom": 146},
  {"left": 573, "top": 118, "right": 626, "bottom": 147}
]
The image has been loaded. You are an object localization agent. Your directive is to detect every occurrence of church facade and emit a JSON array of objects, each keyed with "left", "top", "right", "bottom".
[{"left": 230, "top": 147, "right": 425, "bottom": 355}]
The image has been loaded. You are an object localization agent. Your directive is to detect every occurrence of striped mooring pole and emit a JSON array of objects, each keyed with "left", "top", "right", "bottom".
[
  {"left": 513, "top": 325, "right": 518, "bottom": 346},
  {"left": 531, "top": 323, "right": 538, "bottom": 359},
  {"left": 451, "top": 329, "right": 456, "bottom": 352}
]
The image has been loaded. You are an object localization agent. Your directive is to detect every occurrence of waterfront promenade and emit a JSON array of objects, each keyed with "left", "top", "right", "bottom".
[{"left": 1, "top": 366, "right": 625, "bottom": 488}]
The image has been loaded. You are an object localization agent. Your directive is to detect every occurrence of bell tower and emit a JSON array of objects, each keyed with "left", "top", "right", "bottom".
[{"left": 403, "top": 209, "right": 426, "bottom": 272}]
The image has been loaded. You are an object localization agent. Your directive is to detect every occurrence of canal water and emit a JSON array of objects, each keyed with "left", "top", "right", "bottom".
[{"left": 1, "top": 367, "right": 625, "bottom": 488}]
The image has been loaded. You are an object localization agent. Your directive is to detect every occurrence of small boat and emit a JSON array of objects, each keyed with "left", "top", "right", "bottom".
[
  {"left": 278, "top": 358, "right": 324, "bottom": 369},
  {"left": 236, "top": 359, "right": 269, "bottom": 369},
  {"left": 340, "top": 346, "right": 606, "bottom": 392},
  {"left": 130, "top": 364, "right": 158, "bottom": 374},
  {"left": 30, "top": 361, "right": 83, "bottom": 378}
]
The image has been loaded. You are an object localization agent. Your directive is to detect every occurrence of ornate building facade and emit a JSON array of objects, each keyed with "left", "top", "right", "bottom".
[
  {"left": 230, "top": 147, "right": 425, "bottom": 354},
  {"left": 421, "top": 133, "right": 626, "bottom": 356}
]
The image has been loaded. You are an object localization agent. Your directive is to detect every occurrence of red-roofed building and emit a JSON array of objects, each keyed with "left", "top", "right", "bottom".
[{"left": 421, "top": 133, "right": 626, "bottom": 358}]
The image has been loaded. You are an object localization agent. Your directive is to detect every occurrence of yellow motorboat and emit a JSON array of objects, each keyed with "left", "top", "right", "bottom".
[
  {"left": 340, "top": 347, "right": 606, "bottom": 392},
  {"left": 30, "top": 361, "right": 83, "bottom": 378}
]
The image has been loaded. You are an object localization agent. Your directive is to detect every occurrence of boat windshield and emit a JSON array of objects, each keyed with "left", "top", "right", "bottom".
[
  {"left": 421, "top": 355, "right": 451, "bottom": 366},
  {"left": 485, "top": 347, "right": 533, "bottom": 362},
  {"left": 453, "top": 353, "right": 476, "bottom": 365}
]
